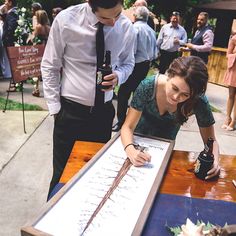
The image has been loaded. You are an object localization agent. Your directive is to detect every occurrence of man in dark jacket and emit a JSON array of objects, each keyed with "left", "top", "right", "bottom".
[
  {"left": 2, "top": 0, "right": 18, "bottom": 47},
  {"left": 2, "top": 0, "right": 18, "bottom": 90},
  {"left": 186, "top": 12, "right": 214, "bottom": 64}
]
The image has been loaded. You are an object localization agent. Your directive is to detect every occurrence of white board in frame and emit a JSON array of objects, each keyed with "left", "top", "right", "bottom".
[{"left": 21, "top": 133, "right": 174, "bottom": 236}]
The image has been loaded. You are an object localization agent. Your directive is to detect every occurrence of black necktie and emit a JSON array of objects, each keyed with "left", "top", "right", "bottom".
[{"left": 95, "top": 22, "right": 105, "bottom": 107}]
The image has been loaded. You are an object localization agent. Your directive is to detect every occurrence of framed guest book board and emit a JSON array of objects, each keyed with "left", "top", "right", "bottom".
[{"left": 21, "top": 133, "right": 174, "bottom": 236}]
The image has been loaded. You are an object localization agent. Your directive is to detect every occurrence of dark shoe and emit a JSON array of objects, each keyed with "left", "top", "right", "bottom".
[
  {"left": 7, "top": 82, "right": 17, "bottom": 92},
  {"left": 112, "top": 122, "right": 122, "bottom": 132},
  {"left": 32, "top": 89, "right": 40, "bottom": 97},
  {"left": 7, "top": 86, "right": 17, "bottom": 92}
]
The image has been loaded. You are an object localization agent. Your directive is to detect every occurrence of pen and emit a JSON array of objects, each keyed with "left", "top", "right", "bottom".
[
  {"left": 134, "top": 143, "right": 147, "bottom": 152},
  {"left": 232, "top": 180, "right": 236, "bottom": 188}
]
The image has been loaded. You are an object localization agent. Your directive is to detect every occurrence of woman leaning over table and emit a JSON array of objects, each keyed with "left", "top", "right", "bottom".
[{"left": 121, "top": 56, "right": 220, "bottom": 180}]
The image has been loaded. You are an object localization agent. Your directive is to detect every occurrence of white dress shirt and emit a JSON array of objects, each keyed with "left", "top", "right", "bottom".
[
  {"left": 156, "top": 23, "right": 187, "bottom": 53},
  {"left": 41, "top": 3, "right": 135, "bottom": 115}
]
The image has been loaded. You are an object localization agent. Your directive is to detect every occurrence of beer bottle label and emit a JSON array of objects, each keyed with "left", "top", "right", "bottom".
[{"left": 97, "top": 71, "right": 102, "bottom": 85}]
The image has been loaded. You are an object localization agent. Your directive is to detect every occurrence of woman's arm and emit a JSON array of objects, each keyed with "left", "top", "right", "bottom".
[
  {"left": 33, "top": 24, "right": 42, "bottom": 37},
  {"left": 121, "top": 107, "right": 151, "bottom": 166},
  {"left": 227, "top": 35, "right": 236, "bottom": 56},
  {"left": 199, "top": 125, "right": 221, "bottom": 179}
]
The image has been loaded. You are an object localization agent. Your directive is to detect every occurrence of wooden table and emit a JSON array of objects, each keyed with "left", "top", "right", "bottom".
[
  {"left": 21, "top": 140, "right": 236, "bottom": 236},
  {"left": 56, "top": 140, "right": 236, "bottom": 235},
  {"left": 60, "top": 141, "right": 236, "bottom": 203}
]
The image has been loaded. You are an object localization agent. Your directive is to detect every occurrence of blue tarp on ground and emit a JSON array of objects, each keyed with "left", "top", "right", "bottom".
[
  {"left": 143, "top": 193, "right": 236, "bottom": 235},
  {"left": 51, "top": 184, "right": 236, "bottom": 235}
]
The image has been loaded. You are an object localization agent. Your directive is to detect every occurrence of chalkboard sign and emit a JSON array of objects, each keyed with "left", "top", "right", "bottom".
[{"left": 7, "top": 44, "right": 45, "bottom": 82}]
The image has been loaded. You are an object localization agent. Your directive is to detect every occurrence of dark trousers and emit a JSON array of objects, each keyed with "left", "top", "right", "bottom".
[
  {"left": 159, "top": 49, "right": 179, "bottom": 74},
  {"left": 117, "top": 60, "right": 150, "bottom": 125},
  {"left": 191, "top": 50, "right": 209, "bottom": 64},
  {"left": 47, "top": 97, "right": 115, "bottom": 198}
]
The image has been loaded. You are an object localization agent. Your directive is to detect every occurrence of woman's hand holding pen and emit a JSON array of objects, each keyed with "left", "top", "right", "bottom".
[{"left": 125, "top": 144, "right": 151, "bottom": 167}]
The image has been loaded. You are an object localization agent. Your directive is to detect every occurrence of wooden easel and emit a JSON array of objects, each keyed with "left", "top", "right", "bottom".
[
  {"left": 2, "top": 44, "right": 45, "bottom": 133},
  {"left": 3, "top": 79, "right": 26, "bottom": 133}
]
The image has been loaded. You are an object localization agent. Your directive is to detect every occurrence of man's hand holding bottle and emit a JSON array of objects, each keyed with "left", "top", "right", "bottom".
[
  {"left": 97, "top": 50, "right": 118, "bottom": 91},
  {"left": 101, "top": 72, "right": 118, "bottom": 91},
  {"left": 179, "top": 38, "right": 192, "bottom": 52}
]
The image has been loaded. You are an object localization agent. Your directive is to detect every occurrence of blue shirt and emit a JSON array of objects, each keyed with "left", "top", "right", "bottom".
[
  {"left": 157, "top": 23, "right": 187, "bottom": 52},
  {"left": 131, "top": 75, "right": 215, "bottom": 140},
  {"left": 133, "top": 21, "right": 157, "bottom": 63}
]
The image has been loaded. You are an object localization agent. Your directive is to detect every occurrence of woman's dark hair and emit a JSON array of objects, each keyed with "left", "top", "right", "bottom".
[
  {"left": 10, "top": 0, "right": 17, "bottom": 7},
  {"left": 166, "top": 56, "right": 208, "bottom": 124},
  {"left": 31, "top": 2, "right": 42, "bottom": 12},
  {"left": 52, "top": 7, "right": 62, "bottom": 15},
  {"left": 36, "top": 10, "right": 49, "bottom": 25},
  {"left": 88, "top": 0, "right": 123, "bottom": 12}
]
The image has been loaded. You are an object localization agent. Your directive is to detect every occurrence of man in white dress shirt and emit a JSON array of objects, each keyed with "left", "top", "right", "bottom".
[
  {"left": 156, "top": 11, "right": 187, "bottom": 74},
  {"left": 41, "top": 0, "right": 135, "bottom": 198}
]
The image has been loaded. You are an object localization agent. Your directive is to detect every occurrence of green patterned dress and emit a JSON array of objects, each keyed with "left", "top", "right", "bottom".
[{"left": 131, "top": 75, "right": 215, "bottom": 140}]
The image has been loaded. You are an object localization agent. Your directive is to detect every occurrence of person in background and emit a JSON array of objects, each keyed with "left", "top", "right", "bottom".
[
  {"left": 113, "top": 6, "right": 157, "bottom": 132},
  {"left": 133, "top": 0, "right": 155, "bottom": 30},
  {"left": 33, "top": 10, "right": 50, "bottom": 44},
  {"left": 31, "top": 2, "right": 42, "bottom": 30},
  {"left": 121, "top": 56, "right": 220, "bottom": 180},
  {"left": 31, "top": 9, "right": 50, "bottom": 97},
  {"left": 0, "top": 5, "right": 4, "bottom": 77},
  {"left": 221, "top": 32, "right": 236, "bottom": 131},
  {"left": 2, "top": 0, "right": 18, "bottom": 92},
  {"left": 27, "top": 2, "right": 42, "bottom": 44},
  {"left": 0, "top": 4, "right": 11, "bottom": 80},
  {"left": 186, "top": 12, "right": 214, "bottom": 64},
  {"left": 32, "top": 10, "right": 50, "bottom": 45},
  {"left": 156, "top": 11, "right": 187, "bottom": 74},
  {"left": 41, "top": 0, "right": 135, "bottom": 198},
  {"left": 52, "top": 7, "right": 62, "bottom": 21}
]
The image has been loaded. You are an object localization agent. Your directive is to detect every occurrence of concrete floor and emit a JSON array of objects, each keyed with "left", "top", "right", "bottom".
[{"left": 0, "top": 78, "right": 236, "bottom": 236}]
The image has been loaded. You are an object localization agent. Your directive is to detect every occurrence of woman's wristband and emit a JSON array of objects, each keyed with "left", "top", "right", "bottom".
[{"left": 124, "top": 143, "right": 135, "bottom": 151}]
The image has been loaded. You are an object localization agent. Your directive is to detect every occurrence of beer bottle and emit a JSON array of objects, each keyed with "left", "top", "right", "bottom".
[
  {"left": 194, "top": 137, "right": 214, "bottom": 180},
  {"left": 97, "top": 50, "right": 112, "bottom": 90}
]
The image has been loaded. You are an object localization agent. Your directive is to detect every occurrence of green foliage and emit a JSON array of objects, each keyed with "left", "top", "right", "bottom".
[
  {"left": 1, "top": 0, "right": 216, "bottom": 41},
  {"left": 0, "top": 0, "right": 33, "bottom": 7},
  {"left": 14, "top": 7, "right": 33, "bottom": 46},
  {"left": 15, "top": 82, "right": 23, "bottom": 92},
  {"left": 123, "top": 0, "right": 135, "bottom": 9},
  {"left": 17, "top": 0, "right": 33, "bottom": 8},
  {"left": 147, "top": 0, "right": 215, "bottom": 34},
  {"left": 167, "top": 220, "right": 228, "bottom": 236},
  {"left": 167, "top": 225, "right": 182, "bottom": 235},
  {"left": 0, "top": 97, "right": 43, "bottom": 111},
  {"left": 14, "top": 6, "right": 43, "bottom": 46},
  {"left": 147, "top": 66, "right": 158, "bottom": 77},
  {"left": 210, "top": 104, "right": 221, "bottom": 113}
]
